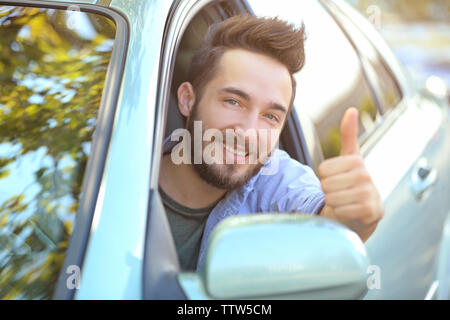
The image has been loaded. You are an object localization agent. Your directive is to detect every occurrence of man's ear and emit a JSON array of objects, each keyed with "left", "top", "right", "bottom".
[{"left": 177, "top": 82, "right": 196, "bottom": 118}]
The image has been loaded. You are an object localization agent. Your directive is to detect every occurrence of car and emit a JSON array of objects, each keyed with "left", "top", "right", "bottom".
[{"left": 0, "top": 0, "right": 448, "bottom": 300}]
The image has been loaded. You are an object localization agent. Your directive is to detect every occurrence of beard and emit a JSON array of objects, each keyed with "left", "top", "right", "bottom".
[
  {"left": 186, "top": 108, "right": 265, "bottom": 191},
  {"left": 193, "top": 159, "right": 263, "bottom": 191}
]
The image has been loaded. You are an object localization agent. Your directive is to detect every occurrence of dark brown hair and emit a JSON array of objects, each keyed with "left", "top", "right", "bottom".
[{"left": 187, "top": 15, "right": 307, "bottom": 110}]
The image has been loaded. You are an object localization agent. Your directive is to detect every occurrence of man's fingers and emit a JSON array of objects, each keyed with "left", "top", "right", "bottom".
[
  {"left": 333, "top": 203, "right": 381, "bottom": 226},
  {"left": 325, "top": 185, "right": 374, "bottom": 208},
  {"left": 320, "top": 168, "right": 372, "bottom": 193},
  {"left": 340, "top": 107, "right": 360, "bottom": 156},
  {"left": 318, "top": 154, "right": 364, "bottom": 179}
]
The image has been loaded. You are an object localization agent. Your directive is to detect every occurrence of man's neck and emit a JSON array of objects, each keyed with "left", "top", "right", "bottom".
[{"left": 159, "top": 154, "right": 227, "bottom": 209}]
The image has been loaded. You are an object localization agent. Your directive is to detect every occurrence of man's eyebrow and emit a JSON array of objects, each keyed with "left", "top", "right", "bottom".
[
  {"left": 220, "top": 87, "right": 251, "bottom": 101},
  {"left": 270, "top": 103, "right": 288, "bottom": 114},
  {"left": 220, "top": 86, "right": 288, "bottom": 114}
]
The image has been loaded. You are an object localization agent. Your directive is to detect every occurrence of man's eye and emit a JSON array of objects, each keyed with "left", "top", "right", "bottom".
[
  {"left": 264, "top": 114, "right": 279, "bottom": 122},
  {"left": 225, "top": 99, "right": 240, "bottom": 107}
]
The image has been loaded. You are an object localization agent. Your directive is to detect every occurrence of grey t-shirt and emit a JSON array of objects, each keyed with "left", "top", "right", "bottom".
[{"left": 159, "top": 186, "right": 218, "bottom": 271}]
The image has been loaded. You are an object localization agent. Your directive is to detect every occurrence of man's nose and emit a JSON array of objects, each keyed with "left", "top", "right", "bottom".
[
  {"left": 232, "top": 112, "right": 260, "bottom": 150},
  {"left": 234, "top": 110, "right": 259, "bottom": 133}
]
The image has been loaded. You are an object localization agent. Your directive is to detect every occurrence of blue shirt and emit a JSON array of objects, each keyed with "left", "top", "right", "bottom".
[{"left": 162, "top": 137, "right": 325, "bottom": 271}]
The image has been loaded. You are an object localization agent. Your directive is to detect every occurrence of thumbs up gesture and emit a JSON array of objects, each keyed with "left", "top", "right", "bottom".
[{"left": 318, "top": 108, "right": 384, "bottom": 242}]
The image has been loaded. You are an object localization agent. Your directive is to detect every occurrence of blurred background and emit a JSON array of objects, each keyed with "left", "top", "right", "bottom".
[{"left": 346, "top": 0, "right": 449, "bottom": 98}]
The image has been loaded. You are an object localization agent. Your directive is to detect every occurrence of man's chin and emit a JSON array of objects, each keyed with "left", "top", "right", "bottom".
[{"left": 193, "top": 162, "right": 262, "bottom": 191}]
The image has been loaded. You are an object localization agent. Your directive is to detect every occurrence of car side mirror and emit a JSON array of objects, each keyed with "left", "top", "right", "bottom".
[{"left": 178, "top": 214, "right": 370, "bottom": 299}]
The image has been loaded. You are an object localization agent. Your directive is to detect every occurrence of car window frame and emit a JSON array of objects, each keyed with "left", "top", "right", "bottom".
[{"left": 0, "top": 0, "right": 129, "bottom": 299}]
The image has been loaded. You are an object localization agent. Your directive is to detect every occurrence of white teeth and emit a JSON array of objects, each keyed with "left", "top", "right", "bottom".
[{"left": 223, "top": 143, "right": 247, "bottom": 157}]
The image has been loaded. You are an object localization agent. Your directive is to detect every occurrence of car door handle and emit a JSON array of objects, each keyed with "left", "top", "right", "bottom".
[{"left": 410, "top": 158, "right": 437, "bottom": 200}]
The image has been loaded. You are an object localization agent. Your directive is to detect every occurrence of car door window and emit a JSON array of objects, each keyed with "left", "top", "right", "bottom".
[
  {"left": 0, "top": 5, "right": 116, "bottom": 299},
  {"left": 326, "top": 2, "right": 402, "bottom": 113},
  {"left": 248, "top": 0, "right": 381, "bottom": 162}
]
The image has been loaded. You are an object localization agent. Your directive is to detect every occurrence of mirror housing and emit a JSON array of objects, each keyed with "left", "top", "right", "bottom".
[{"left": 179, "top": 214, "right": 370, "bottom": 299}]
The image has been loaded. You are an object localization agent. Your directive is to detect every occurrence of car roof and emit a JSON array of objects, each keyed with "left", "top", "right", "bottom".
[
  {"left": 32, "top": 0, "right": 176, "bottom": 21},
  {"left": 37, "top": 0, "right": 173, "bottom": 5},
  {"left": 39, "top": 0, "right": 98, "bottom": 4}
]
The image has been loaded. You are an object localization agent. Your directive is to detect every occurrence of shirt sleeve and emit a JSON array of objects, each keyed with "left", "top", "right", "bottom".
[{"left": 255, "top": 149, "right": 325, "bottom": 215}]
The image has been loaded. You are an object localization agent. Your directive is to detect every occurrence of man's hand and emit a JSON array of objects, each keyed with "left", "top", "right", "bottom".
[{"left": 318, "top": 108, "right": 384, "bottom": 242}]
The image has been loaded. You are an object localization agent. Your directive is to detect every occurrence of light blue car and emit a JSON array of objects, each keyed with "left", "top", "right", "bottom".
[{"left": 0, "top": 0, "right": 448, "bottom": 300}]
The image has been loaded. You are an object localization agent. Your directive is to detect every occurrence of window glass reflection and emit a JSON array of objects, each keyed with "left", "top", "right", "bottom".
[
  {"left": 289, "top": 1, "right": 380, "bottom": 160},
  {"left": 331, "top": 5, "right": 402, "bottom": 113},
  {"left": 0, "top": 6, "right": 116, "bottom": 299}
]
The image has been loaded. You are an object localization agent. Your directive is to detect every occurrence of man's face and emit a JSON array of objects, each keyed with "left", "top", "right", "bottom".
[{"left": 184, "top": 49, "right": 292, "bottom": 190}]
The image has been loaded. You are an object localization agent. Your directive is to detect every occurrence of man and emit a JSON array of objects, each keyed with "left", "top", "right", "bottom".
[{"left": 159, "top": 15, "right": 384, "bottom": 271}]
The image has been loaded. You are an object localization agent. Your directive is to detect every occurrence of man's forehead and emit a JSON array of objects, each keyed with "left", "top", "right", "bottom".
[
  {"left": 218, "top": 49, "right": 288, "bottom": 74},
  {"left": 213, "top": 49, "right": 293, "bottom": 106}
]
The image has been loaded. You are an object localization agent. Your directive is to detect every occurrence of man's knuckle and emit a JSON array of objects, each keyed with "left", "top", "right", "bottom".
[
  {"left": 360, "top": 201, "right": 373, "bottom": 213},
  {"left": 324, "top": 193, "right": 337, "bottom": 205},
  {"left": 361, "top": 185, "right": 373, "bottom": 199},
  {"left": 361, "top": 214, "right": 374, "bottom": 225},
  {"left": 355, "top": 169, "right": 370, "bottom": 182},
  {"left": 350, "top": 155, "right": 364, "bottom": 167},
  {"left": 318, "top": 163, "right": 327, "bottom": 178},
  {"left": 320, "top": 179, "right": 330, "bottom": 193}
]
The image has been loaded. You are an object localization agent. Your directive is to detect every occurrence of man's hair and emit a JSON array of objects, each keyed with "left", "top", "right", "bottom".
[{"left": 187, "top": 15, "right": 306, "bottom": 110}]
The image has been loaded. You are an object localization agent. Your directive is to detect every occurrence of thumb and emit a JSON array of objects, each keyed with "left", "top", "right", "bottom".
[{"left": 340, "top": 107, "right": 360, "bottom": 156}]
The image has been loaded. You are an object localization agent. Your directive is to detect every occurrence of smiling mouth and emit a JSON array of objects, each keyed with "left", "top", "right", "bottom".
[{"left": 222, "top": 142, "right": 248, "bottom": 157}]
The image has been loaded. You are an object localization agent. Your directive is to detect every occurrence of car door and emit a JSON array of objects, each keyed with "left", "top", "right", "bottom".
[
  {"left": 63, "top": 0, "right": 176, "bottom": 299},
  {"left": 144, "top": 0, "right": 450, "bottom": 300},
  {"left": 327, "top": 0, "right": 450, "bottom": 299},
  {"left": 0, "top": 0, "right": 126, "bottom": 299},
  {"left": 247, "top": 0, "right": 450, "bottom": 299}
]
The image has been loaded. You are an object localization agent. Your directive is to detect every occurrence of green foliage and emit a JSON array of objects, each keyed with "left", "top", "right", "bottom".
[
  {"left": 320, "top": 94, "right": 377, "bottom": 159},
  {"left": 321, "top": 125, "right": 341, "bottom": 159},
  {"left": 0, "top": 6, "right": 115, "bottom": 299}
]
